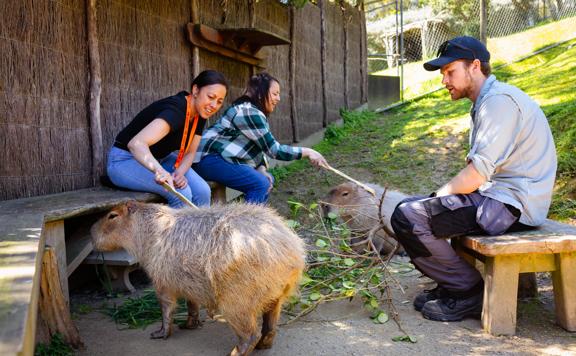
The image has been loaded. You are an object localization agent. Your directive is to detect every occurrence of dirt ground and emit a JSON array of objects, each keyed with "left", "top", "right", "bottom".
[{"left": 71, "top": 257, "right": 576, "bottom": 356}]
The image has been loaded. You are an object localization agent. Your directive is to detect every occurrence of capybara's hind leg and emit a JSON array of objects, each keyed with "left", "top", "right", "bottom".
[
  {"left": 227, "top": 314, "right": 260, "bottom": 356},
  {"left": 180, "top": 299, "right": 201, "bottom": 329},
  {"left": 255, "top": 298, "right": 282, "bottom": 349},
  {"left": 150, "top": 287, "right": 177, "bottom": 339}
]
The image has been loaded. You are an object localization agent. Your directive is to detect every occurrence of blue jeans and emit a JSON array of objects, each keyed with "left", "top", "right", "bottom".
[
  {"left": 193, "top": 154, "right": 272, "bottom": 204},
  {"left": 107, "top": 147, "right": 211, "bottom": 208}
]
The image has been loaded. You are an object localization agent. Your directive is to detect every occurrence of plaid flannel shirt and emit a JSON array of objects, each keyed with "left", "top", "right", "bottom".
[{"left": 196, "top": 101, "right": 302, "bottom": 167}]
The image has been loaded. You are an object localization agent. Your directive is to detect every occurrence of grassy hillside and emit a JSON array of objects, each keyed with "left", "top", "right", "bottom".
[{"left": 271, "top": 38, "right": 576, "bottom": 223}]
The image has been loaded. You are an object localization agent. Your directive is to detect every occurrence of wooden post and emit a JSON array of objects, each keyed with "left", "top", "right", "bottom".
[
  {"left": 289, "top": 5, "right": 299, "bottom": 143},
  {"left": 479, "top": 0, "right": 488, "bottom": 44},
  {"left": 340, "top": 1, "right": 349, "bottom": 109},
  {"left": 358, "top": 0, "right": 368, "bottom": 104},
  {"left": 249, "top": 0, "right": 256, "bottom": 76},
  {"left": 319, "top": 0, "right": 328, "bottom": 127},
  {"left": 38, "top": 248, "right": 84, "bottom": 349},
  {"left": 43, "top": 221, "right": 68, "bottom": 305},
  {"left": 87, "top": 0, "right": 103, "bottom": 185},
  {"left": 191, "top": 0, "right": 200, "bottom": 77}
]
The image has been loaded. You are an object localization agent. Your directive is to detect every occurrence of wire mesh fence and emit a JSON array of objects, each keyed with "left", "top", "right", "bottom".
[{"left": 366, "top": 0, "right": 576, "bottom": 104}]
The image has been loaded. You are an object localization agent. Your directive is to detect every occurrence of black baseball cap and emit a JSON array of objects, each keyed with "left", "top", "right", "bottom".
[{"left": 424, "top": 36, "right": 490, "bottom": 71}]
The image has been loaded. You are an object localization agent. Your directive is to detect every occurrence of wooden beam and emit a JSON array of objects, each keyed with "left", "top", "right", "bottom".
[
  {"left": 87, "top": 0, "right": 103, "bottom": 185},
  {"left": 319, "top": 0, "right": 327, "bottom": 127},
  {"left": 191, "top": 0, "right": 200, "bottom": 77},
  {"left": 341, "top": 1, "right": 349, "bottom": 109},
  {"left": 187, "top": 24, "right": 263, "bottom": 67},
  {"left": 358, "top": 0, "right": 368, "bottom": 104},
  {"left": 289, "top": 6, "right": 299, "bottom": 142}
]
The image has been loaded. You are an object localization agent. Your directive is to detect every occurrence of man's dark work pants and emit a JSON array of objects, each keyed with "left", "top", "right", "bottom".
[{"left": 390, "top": 192, "right": 525, "bottom": 294}]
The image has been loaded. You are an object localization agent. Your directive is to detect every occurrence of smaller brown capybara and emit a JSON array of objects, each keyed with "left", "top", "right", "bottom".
[
  {"left": 321, "top": 182, "right": 407, "bottom": 256},
  {"left": 90, "top": 201, "right": 305, "bottom": 356}
]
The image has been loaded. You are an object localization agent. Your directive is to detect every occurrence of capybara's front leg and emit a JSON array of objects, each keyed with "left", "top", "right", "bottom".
[
  {"left": 180, "top": 299, "right": 201, "bottom": 329},
  {"left": 256, "top": 298, "right": 282, "bottom": 349},
  {"left": 230, "top": 334, "right": 260, "bottom": 356},
  {"left": 150, "top": 288, "right": 177, "bottom": 339},
  {"left": 226, "top": 313, "right": 260, "bottom": 356}
]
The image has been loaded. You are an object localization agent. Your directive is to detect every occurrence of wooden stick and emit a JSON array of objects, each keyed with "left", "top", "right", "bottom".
[
  {"left": 323, "top": 164, "right": 376, "bottom": 196},
  {"left": 161, "top": 182, "right": 199, "bottom": 209}
]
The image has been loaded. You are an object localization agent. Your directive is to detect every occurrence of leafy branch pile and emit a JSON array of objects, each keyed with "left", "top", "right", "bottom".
[{"left": 282, "top": 198, "right": 416, "bottom": 342}]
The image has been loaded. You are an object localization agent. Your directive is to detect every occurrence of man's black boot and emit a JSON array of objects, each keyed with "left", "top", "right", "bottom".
[
  {"left": 413, "top": 285, "right": 448, "bottom": 312},
  {"left": 421, "top": 290, "right": 483, "bottom": 322}
]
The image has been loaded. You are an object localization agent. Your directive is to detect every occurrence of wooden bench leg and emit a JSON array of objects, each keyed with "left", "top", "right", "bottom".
[
  {"left": 39, "top": 247, "right": 83, "bottom": 348},
  {"left": 107, "top": 265, "right": 137, "bottom": 293},
  {"left": 43, "top": 221, "right": 69, "bottom": 305},
  {"left": 483, "top": 255, "right": 520, "bottom": 335},
  {"left": 552, "top": 252, "right": 576, "bottom": 331}
]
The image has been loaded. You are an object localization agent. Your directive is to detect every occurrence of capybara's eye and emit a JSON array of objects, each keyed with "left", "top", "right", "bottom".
[
  {"left": 108, "top": 212, "right": 119, "bottom": 220},
  {"left": 342, "top": 192, "right": 349, "bottom": 196}
]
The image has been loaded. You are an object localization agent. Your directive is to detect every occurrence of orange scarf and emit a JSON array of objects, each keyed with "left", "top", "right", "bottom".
[{"left": 174, "top": 95, "right": 199, "bottom": 169}]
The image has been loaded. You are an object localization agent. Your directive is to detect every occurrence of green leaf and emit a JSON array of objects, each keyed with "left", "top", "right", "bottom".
[
  {"left": 392, "top": 335, "right": 417, "bottom": 343},
  {"left": 309, "top": 292, "right": 322, "bottom": 301},
  {"left": 315, "top": 239, "right": 328, "bottom": 248},
  {"left": 299, "top": 274, "right": 313, "bottom": 286},
  {"left": 327, "top": 212, "right": 338, "bottom": 220},
  {"left": 342, "top": 281, "right": 355, "bottom": 289},
  {"left": 370, "top": 299, "right": 379, "bottom": 309},
  {"left": 286, "top": 219, "right": 300, "bottom": 229},
  {"left": 309, "top": 203, "right": 318, "bottom": 210},
  {"left": 343, "top": 258, "right": 355, "bottom": 266},
  {"left": 373, "top": 311, "right": 389, "bottom": 324}
]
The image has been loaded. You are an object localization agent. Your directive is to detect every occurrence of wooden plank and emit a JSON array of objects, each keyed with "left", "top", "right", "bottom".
[
  {"left": 0, "top": 187, "right": 160, "bottom": 223},
  {"left": 83, "top": 249, "right": 137, "bottom": 266},
  {"left": 187, "top": 24, "right": 263, "bottom": 66},
  {"left": 552, "top": 251, "right": 576, "bottom": 331},
  {"left": 66, "top": 229, "right": 94, "bottom": 277},
  {"left": 460, "top": 220, "right": 576, "bottom": 256},
  {"left": 43, "top": 221, "right": 68, "bottom": 305},
  {"left": 482, "top": 255, "right": 520, "bottom": 335}
]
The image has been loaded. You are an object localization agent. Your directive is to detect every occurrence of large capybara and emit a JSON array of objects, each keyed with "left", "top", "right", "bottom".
[
  {"left": 321, "top": 182, "right": 407, "bottom": 256},
  {"left": 90, "top": 201, "right": 305, "bottom": 356}
]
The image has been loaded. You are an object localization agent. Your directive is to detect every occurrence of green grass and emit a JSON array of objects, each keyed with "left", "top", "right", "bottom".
[
  {"left": 371, "top": 16, "right": 576, "bottom": 100},
  {"left": 270, "top": 38, "right": 576, "bottom": 223}
]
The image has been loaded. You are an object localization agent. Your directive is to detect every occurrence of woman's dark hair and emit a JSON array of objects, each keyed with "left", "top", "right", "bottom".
[
  {"left": 192, "top": 70, "right": 229, "bottom": 91},
  {"left": 233, "top": 72, "right": 279, "bottom": 115}
]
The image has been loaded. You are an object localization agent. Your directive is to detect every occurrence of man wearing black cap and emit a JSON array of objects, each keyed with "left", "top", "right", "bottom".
[{"left": 390, "top": 36, "right": 557, "bottom": 322}]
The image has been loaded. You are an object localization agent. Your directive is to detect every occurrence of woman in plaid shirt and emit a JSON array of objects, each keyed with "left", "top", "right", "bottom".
[{"left": 193, "top": 73, "right": 327, "bottom": 204}]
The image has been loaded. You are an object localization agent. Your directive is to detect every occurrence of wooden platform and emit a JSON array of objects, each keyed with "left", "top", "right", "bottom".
[
  {"left": 0, "top": 188, "right": 161, "bottom": 356},
  {"left": 454, "top": 220, "right": 576, "bottom": 336}
]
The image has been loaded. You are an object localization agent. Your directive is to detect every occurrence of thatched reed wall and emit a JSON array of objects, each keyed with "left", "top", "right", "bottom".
[{"left": 0, "top": 0, "right": 367, "bottom": 201}]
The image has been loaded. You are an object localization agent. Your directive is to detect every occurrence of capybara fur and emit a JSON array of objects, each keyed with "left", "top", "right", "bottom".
[
  {"left": 321, "top": 182, "right": 407, "bottom": 256},
  {"left": 91, "top": 201, "right": 305, "bottom": 356}
]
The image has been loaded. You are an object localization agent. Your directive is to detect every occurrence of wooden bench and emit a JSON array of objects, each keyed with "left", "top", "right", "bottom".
[
  {"left": 0, "top": 187, "right": 162, "bottom": 355},
  {"left": 453, "top": 219, "right": 576, "bottom": 336},
  {"left": 0, "top": 182, "right": 230, "bottom": 355}
]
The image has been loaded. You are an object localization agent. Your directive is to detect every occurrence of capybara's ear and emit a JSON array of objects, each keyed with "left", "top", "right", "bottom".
[{"left": 126, "top": 201, "right": 139, "bottom": 214}]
